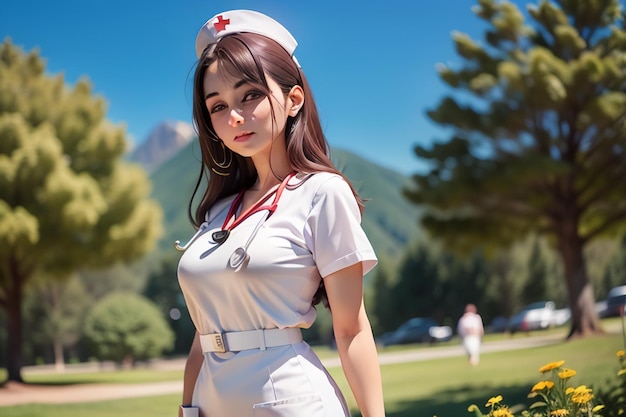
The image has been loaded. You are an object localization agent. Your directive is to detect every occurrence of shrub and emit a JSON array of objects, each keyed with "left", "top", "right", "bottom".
[
  {"left": 83, "top": 292, "right": 174, "bottom": 365},
  {"left": 594, "top": 350, "right": 626, "bottom": 417}
]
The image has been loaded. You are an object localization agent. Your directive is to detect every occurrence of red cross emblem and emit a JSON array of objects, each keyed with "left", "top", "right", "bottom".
[{"left": 214, "top": 15, "right": 230, "bottom": 33}]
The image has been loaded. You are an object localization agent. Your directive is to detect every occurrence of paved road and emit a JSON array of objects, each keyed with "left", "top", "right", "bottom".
[{"left": 0, "top": 330, "right": 577, "bottom": 407}]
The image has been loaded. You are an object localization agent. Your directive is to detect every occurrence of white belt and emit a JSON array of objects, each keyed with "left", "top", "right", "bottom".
[{"left": 200, "top": 328, "right": 303, "bottom": 353}]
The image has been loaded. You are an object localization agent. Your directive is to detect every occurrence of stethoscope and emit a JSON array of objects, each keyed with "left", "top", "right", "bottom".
[{"left": 175, "top": 172, "right": 296, "bottom": 269}]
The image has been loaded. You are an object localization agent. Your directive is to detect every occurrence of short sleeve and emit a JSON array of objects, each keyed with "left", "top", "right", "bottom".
[{"left": 304, "top": 175, "right": 377, "bottom": 278}]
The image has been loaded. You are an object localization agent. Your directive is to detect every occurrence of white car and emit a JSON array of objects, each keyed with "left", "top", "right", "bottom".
[{"left": 509, "top": 301, "right": 557, "bottom": 333}]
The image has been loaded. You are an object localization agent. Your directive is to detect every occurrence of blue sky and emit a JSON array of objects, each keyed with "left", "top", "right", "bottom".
[{"left": 2, "top": 0, "right": 521, "bottom": 174}]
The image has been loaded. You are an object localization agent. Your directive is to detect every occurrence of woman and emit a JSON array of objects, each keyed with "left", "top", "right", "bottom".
[
  {"left": 457, "top": 303, "right": 484, "bottom": 366},
  {"left": 175, "top": 9, "right": 386, "bottom": 417}
]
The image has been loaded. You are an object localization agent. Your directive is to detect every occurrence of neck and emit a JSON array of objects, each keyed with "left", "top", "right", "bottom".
[
  {"left": 249, "top": 158, "right": 293, "bottom": 194},
  {"left": 249, "top": 170, "right": 290, "bottom": 194}
]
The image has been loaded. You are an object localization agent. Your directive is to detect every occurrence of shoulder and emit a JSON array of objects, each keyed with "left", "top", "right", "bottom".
[{"left": 294, "top": 172, "right": 352, "bottom": 198}]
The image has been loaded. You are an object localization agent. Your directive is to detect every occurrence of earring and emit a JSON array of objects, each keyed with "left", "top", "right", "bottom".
[{"left": 208, "top": 140, "right": 232, "bottom": 176}]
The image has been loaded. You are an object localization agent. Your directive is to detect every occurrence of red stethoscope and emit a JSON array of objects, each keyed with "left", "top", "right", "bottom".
[{"left": 175, "top": 172, "right": 296, "bottom": 269}]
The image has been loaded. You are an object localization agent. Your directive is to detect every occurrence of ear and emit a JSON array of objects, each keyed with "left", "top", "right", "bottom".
[{"left": 287, "top": 85, "right": 305, "bottom": 117}]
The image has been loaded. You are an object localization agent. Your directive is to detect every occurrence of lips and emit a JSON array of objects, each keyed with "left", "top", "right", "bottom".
[{"left": 234, "top": 132, "right": 254, "bottom": 142}]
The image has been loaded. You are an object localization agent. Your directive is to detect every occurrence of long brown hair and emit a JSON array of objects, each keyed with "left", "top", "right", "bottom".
[{"left": 190, "top": 32, "right": 363, "bottom": 307}]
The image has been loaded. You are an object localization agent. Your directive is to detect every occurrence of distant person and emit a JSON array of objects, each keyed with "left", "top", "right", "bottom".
[
  {"left": 457, "top": 303, "right": 484, "bottom": 366},
  {"left": 174, "top": 9, "right": 385, "bottom": 417}
]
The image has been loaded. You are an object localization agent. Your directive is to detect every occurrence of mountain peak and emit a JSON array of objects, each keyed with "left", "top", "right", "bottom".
[{"left": 129, "top": 120, "right": 196, "bottom": 172}]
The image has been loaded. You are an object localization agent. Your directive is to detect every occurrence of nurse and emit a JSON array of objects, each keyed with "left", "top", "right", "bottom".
[{"left": 175, "top": 9, "right": 386, "bottom": 417}]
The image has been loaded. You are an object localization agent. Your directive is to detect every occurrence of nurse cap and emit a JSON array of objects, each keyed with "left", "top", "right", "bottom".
[{"left": 195, "top": 10, "right": 300, "bottom": 66}]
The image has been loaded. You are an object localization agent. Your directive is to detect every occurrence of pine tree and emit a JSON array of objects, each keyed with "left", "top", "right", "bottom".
[
  {"left": 0, "top": 40, "right": 163, "bottom": 381},
  {"left": 405, "top": 0, "right": 626, "bottom": 337}
]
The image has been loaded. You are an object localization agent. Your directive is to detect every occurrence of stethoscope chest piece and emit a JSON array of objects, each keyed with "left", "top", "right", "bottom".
[
  {"left": 229, "top": 247, "right": 249, "bottom": 269},
  {"left": 212, "top": 230, "right": 230, "bottom": 244}
]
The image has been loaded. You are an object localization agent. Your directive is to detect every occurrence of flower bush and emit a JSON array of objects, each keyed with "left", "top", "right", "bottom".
[
  {"left": 594, "top": 350, "right": 626, "bottom": 417},
  {"left": 467, "top": 359, "right": 605, "bottom": 417}
]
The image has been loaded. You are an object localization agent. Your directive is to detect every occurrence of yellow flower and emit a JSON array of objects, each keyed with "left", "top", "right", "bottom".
[
  {"left": 493, "top": 407, "right": 514, "bottom": 417},
  {"left": 550, "top": 409, "right": 569, "bottom": 416},
  {"left": 539, "top": 360, "right": 566, "bottom": 373},
  {"left": 619, "top": 369, "right": 626, "bottom": 376},
  {"left": 617, "top": 350, "right": 625, "bottom": 358},
  {"left": 531, "top": 380, "right": 555, "bottom": 392},
  {"left": 486, "top": 395, "right": 503, "bottom": 407},
  {"left": 569, "top": 385, "right": 593, "bottom": 404},
  {"left": 558, "top": 368, "right": 577, "bottom": 379},
  {"left": 592, "top": 405, "right": 605, "bottom": 412}
]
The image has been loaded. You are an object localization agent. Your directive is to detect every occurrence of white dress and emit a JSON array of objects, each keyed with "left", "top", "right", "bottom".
[
  {"left": 177, "top": 172, "right": 377, "bottom": 417},
  {"left": 457, "top": 313, "right": 484, "bottom": 365}
]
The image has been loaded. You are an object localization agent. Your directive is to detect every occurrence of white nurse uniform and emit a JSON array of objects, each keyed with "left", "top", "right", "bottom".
[{"left": 177, "top": 172, "right": 377, "bottom": 417}]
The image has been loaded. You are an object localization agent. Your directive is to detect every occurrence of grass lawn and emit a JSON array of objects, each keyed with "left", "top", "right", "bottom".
[{"left": 1, "top": 321, "right": 624, "bottom": 417}]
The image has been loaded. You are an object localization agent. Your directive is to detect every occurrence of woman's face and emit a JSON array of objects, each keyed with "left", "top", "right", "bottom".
[{"left": 203, "top": 61, "right": 291, "bottom": 160}]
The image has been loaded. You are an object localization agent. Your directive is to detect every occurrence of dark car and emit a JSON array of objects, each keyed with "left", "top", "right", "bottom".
[
  {"left": 606, "top": 286, "right": 626, "bottom": 317},
  {"left": 487, "top": 316, "right": 509, "bottom": 333},
  {"left": 378, "top": 317, "right": 453, "bottom": 347}
]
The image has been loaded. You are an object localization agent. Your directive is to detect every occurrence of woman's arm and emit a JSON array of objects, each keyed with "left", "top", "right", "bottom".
[
  {"left": 178, "top": 331, "right": 203, "bottom": 417},
  {"left": 325, "top": 262, "right": 386, "bottom": 417}
]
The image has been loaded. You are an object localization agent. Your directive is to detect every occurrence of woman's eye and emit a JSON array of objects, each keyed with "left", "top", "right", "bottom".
[
  {"left": 243, "top": 90, "right": 264, "bottom": 102},
  {"left": 210, "top": 103, "right": 226, "bottom": 114}
]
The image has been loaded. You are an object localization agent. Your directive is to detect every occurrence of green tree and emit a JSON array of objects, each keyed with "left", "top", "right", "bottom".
[
  {"left": 142, "top": 253, "right": 195, "bottom": 355},
  {"left": 602, "top": 232, "right": 626, "bottom": 296},
  {"left": 522, "top": 237, "right": 549, "bottom": 304},
  {"left": 405, "top": 0, "right": 626, "bottom": 337},
  {"left": 368, "top": 257, "right": 396, "bottom": 335},
  {"left": 83, "top": 292, "right": 174, "bottom": 365},
  {"left": 0, "top": 40, "right": 163, "bottom": 381},
  {"left": 389, "top": 244, "right": 440, "bottom": 329},
  {"left": 23, "top": 275, "right": 91, "bottom": 370}
]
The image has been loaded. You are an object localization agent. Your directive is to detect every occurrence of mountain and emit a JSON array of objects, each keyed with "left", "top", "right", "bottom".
[
  {"left": 331, "top": 149, "right": 424, "bottom": 259},
  {"left": 129, "top": 120, "right": 195, "bottom": 172},
  {"left": 149, "top": 141, "right": 423, "bottom": 264}
]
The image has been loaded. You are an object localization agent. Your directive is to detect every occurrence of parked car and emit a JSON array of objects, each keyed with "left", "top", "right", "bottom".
[
  {"left": 551, "top": 307, "right": 571, "bottom": 326},
  {"left": 606, "top": 285, "right": 626, "bottom": 317},
  {"left": 378, "top": 317, "right": 453, "bottom": 346},
  {"left": 596, "top": 299, "right": 609, "bottom": 318},
  {"left": 509, "top": 301, "right": 557, "bottom": 333},
  {"left": 487, "top": 316, "right": 509, "bottom": 333}
]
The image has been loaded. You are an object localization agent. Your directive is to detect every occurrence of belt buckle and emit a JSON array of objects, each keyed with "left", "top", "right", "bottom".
[{"left": 211, "top": 333, "right": 227, "bottom": 353}]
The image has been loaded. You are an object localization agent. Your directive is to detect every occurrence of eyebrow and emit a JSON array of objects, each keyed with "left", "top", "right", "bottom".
[{"left": 204, "top": 79, "right": 248, "bottom": 100}]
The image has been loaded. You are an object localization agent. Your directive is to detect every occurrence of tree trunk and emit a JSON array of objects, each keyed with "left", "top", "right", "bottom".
[
  {"left": 559, "top": 231, "right": 603, "bottom": 338},
  {"left": 5, "top": 277, "right": 24, "bottom": 382},
  {"left": 54, "top": 339, "right": 66, "bottom": 372}
]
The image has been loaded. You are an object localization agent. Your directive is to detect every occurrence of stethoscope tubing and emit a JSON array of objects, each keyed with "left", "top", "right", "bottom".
[
  {"left": 228, "top": 208, "right": 270, "bottom": 269},
  {"left": 174, "top": 172, "right": 298, "bottom": 254}
]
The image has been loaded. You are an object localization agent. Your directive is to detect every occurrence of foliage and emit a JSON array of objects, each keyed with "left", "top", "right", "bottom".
[
  {"left": 602, "top": 234, "right": 626, "bottom": 297},
  {"left": 83, "top": 292, "right": 174, "bottom": 364},
  {"left": 521, "top": 238, "right": 549, "bottom": 303},
  {"left": 22, "top": 275, "right": 91, "bottom": 366},
  {"left": 142, "top": 253, "right": 195, "bottom": 355},
  {"left": 405, "top": 0, "right": 626, "bottom": 337},
  {"left": 0, "top": 39, "right": 163, "bottom": 381},
  {"left": 595, "top": 349, "right": 626, "bottom": 417},
  {"left": 370, "top": 234, "right": 576, "bottom": 332},
  {"left": 369, "top": 257, "right": 396, "bottom": 335},
  {"left": 467, "top": 360, "right": 604, "bottom": 417}
]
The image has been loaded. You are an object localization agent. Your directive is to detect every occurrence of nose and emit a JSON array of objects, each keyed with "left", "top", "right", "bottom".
[{"left": 228, "top": 108, "right": 244, "bottom": 126}]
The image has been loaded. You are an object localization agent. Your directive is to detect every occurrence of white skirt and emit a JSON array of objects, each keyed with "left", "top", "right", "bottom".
[{"left": 192, "top": 341, "right": 350, "bottom": 417}]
